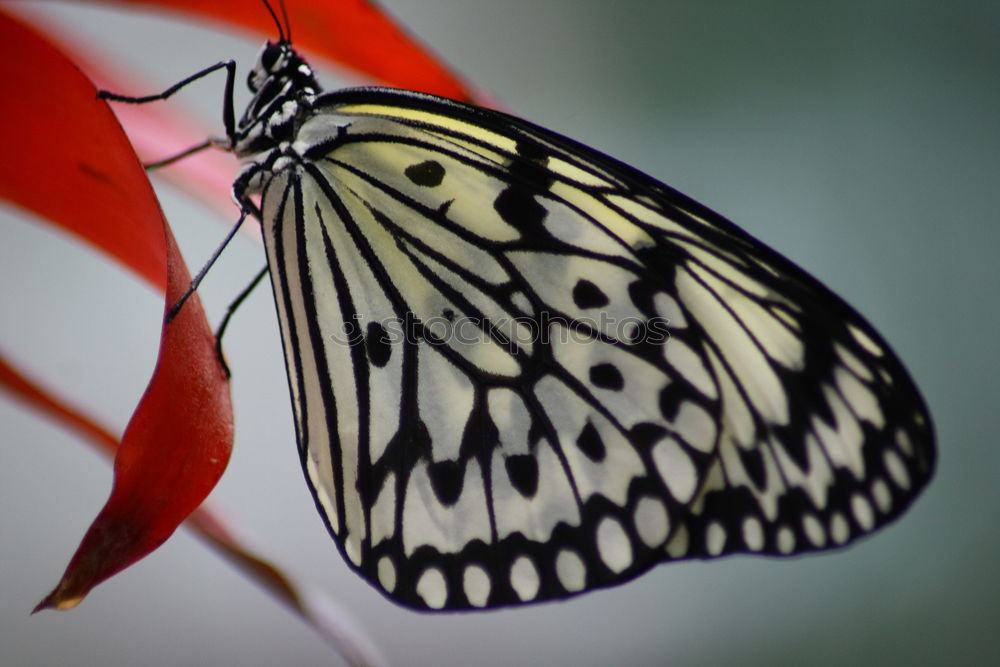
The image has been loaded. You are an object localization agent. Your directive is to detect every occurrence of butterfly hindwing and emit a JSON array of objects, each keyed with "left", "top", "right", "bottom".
[{"left": 254, "top": 87, "right": 934, "bottom": 610}]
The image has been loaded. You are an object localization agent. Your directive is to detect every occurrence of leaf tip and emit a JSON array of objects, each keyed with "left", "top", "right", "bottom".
[{"left": 32, "top": 585, "right": 85, "bottom": 614}]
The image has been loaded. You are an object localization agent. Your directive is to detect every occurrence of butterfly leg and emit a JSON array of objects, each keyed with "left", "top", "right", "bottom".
[
  {"left": 98, "top": 59, "right": 238, "bottom": 143},
  {"left": 212, "top": 266, "right": 270, "bottom": 378},
  {"left": 166, "top": 208, "right": 250, "bottom": 325}
]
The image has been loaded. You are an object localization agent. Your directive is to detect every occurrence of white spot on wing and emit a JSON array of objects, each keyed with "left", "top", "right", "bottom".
[
  {"left": 666, "top": 524, "right": 689, "bottom": 557},
  {"left": 463, "top": 565, "right": 491, "bottom": 608},
  {"left": 370, "top": 472, "right": 396, "bottom": 546},
  {"left": 849, "top": 324, "right": 883, "bottom": 357},
  {"left": 830, "top": 513, "right": 850, "bottom": 545},
  {"left": 416, "top": 567, "right": 447, "bottom": 609},
  {"left": 742, "top": 517, "right": 764, "bottom": 551},
  {"left": 777, "top": 526, "right": 795, "bottom": 554},
  {"left": 510, "top": 556, "right": 540, "bottom": 602},
  {"left": 803, "top": 514, "right": 826, "bottom": 547},
  {"left": 706, "top": 522, "right": 726, "bottom": 556},
  {"left": 872, "top": 478, "right": 892, "bottom": 513},
  {"left": 884, "top": 450, "right": 911, "bottom": 490},
  {"left": 852, "top": 494, "right": 875, "bottom": 531},
  {"left": 671, "top": 401, "right": 717, "bottom": 453},
  {"left": 634, "top": 496, "right": 670, "bottom": 547},
  {"left": 556, "top": 550, "right": 586, "bottom": 592},
  {"left": 378, "top": 556, "right": 396, "bottom": 592},
  {"left": 597, "top": 517, "right": 633, "bottom": 573},
  {"left": 652, "top": 437, "right": 698, "bottom": 503}
]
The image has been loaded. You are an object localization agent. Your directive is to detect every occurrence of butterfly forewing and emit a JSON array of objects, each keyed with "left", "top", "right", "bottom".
[{"left": 245, "top": 83, "right": 933, "bottom": 610}]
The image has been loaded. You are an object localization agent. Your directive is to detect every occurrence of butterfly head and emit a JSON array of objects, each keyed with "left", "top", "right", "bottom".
[{"left": 236, "top": 40, "right": 321, "bottom": 154}]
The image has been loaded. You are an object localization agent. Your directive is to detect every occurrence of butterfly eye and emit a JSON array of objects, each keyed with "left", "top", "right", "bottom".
[{"left": 259, "top": 42, "right": 284, "bottom": 73}]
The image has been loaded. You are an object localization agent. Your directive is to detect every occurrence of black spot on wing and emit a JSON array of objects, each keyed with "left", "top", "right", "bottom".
[
  {"left": 505, "top": 454, "right": 539, "bottom": 497},
  {"left": 365, "top": 321, "right": 392, "bottom": 367},
  {"left": 740, "top": 446, "right": 767, "bottom": 489},
  {"left": 589, "top": 362, "right": 624, "bottom": 391},
  {"left": 405, "top": 160, "right": 445, "bottom": 187},
  {"left": 429, "top": 459, "right": 463, "bottom": 505},
  {"left": 495, "top": 189, "right": 546, "bottom": 230},
  {"left": 573, "top": 279, "right": 609, "bottom": 309},
  {"left": 576, "top": 421, "right": 606, "bottom": 462},
  {"left": 493, "top": 139, "right": 554, "bottom": 234}
]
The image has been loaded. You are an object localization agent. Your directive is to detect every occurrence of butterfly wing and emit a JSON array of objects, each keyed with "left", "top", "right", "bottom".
[{"left": 258, "top": 87, "right": 934, "bottom": 610}]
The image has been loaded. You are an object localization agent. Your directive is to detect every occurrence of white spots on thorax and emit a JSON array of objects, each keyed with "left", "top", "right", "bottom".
[
  {"left": 463, "top": 565, "right": 491, "bottom": 608},
  {"left": 596, "top": 517, "right": 633, "bottom": 574},
  {"left": 510, "top": 556, "right": 541, "bottom": 602},
  {"left": 556, "top": 549, "right": 587, "bottom": 592},
  {"left": 416, "top": 567, "right": 447, "bottom": 609}
]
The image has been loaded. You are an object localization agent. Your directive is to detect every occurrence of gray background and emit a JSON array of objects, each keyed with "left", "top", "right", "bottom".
[{"left": 2, "top": 1, "right": 997, "bottom": 665}]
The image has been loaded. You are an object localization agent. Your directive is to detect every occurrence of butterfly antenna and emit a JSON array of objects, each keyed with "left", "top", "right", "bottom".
[
  {"left": 279, "top": 0, "right": 293, "bottom": 44},
  {"left": 261, "top": 0, "right": 286, "bottom": 43}
]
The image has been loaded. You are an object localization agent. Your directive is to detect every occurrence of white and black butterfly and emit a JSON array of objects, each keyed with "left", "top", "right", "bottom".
[{"left": 104, "top": 5, "right": 934, "bottom": 611}]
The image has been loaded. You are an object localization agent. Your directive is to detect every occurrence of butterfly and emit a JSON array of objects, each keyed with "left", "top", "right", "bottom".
[{"left": 103, "top": 4, "right": 934, "bottom": 611}]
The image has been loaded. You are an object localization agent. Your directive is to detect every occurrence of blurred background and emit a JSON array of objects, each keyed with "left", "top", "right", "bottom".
[{"left": 2, "top": 1, "right": 997, "bottom": 665}]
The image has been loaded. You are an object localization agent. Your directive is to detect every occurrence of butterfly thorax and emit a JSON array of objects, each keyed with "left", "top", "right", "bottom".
[{"left": 233, "top": 41, "right": 321, "bottom": 159}]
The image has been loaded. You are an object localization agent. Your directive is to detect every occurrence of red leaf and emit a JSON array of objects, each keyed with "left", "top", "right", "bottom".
[
  {"left": 94, "top": 0, "right": 476, "bottom": 101},
  {"left": 0, "top": 10, "right": 233, "bottom": 609},
  {"left": 0, "top": 9, "right": 165, "bottom": 289},
  {"left": 2, "top": 356, "right": 379, "bottom": 664}
]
